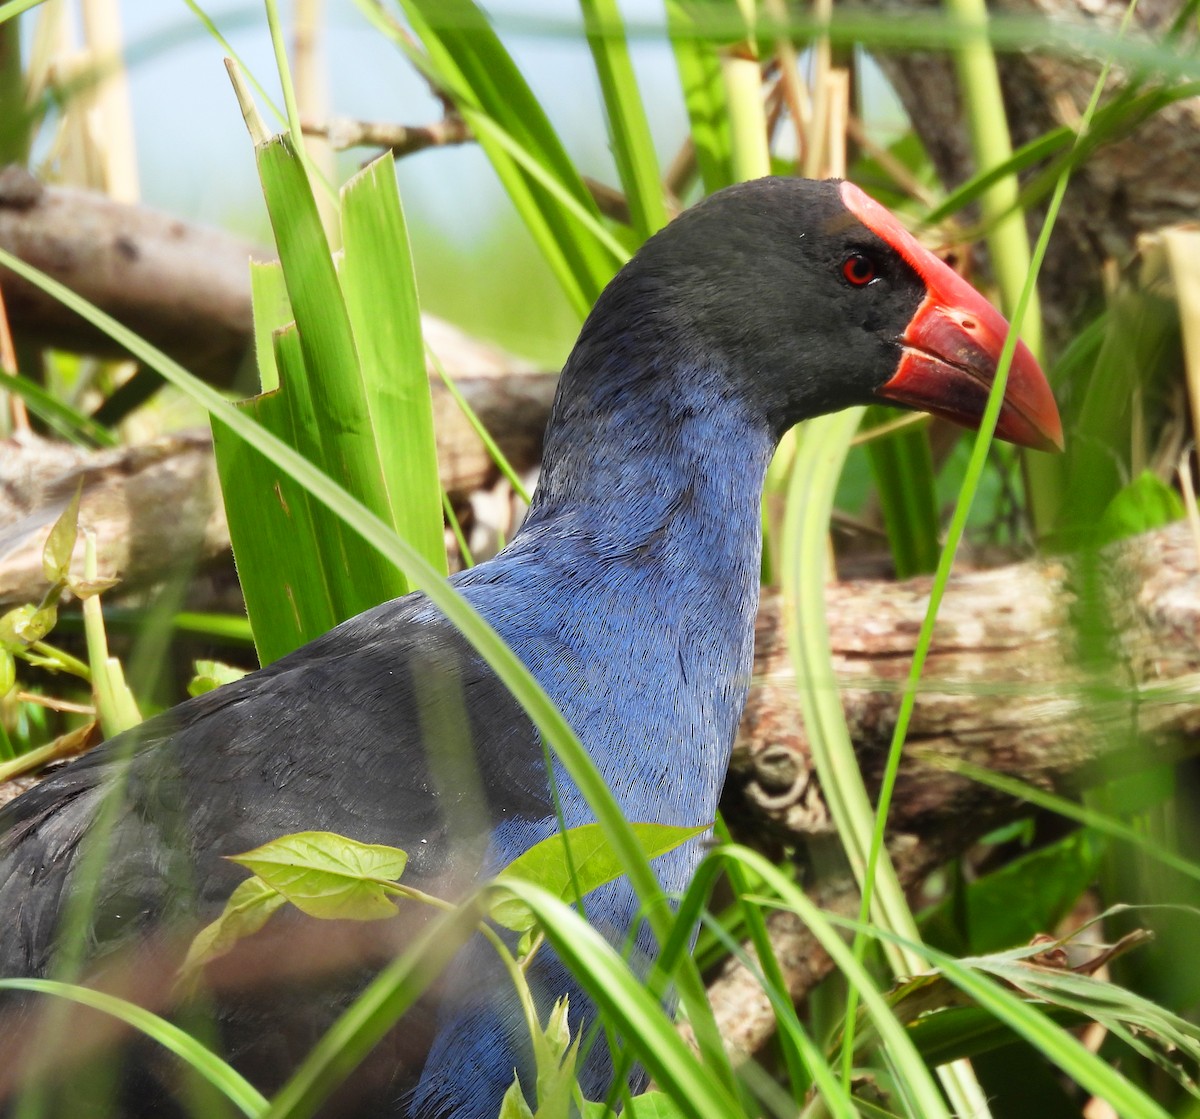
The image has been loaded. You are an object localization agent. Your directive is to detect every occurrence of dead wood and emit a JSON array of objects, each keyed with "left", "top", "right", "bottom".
[
  {"left": 712, "top": 519, "right": 1200, "bottom": 1057},
  {"left": 0, "top": 167, "right": 262, "bottom": 384},
  {"left": 0, "top": 359, "right": 556, "bottom": 606},
  {"left": 0, "top": 166, "right": 554, "bottom": 428}
]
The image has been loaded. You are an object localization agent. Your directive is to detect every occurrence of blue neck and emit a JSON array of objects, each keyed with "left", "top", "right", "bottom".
[
  {"left": 523, "top": 355, "right": 774, "bottom": 570},
  {"left": 471, "top": 356, "right": 777, "bottom": 831}
]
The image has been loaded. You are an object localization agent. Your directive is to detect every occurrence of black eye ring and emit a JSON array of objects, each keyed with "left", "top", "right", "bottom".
[{"left": 842, "top": 253, "right": 877, "bottom": 286}]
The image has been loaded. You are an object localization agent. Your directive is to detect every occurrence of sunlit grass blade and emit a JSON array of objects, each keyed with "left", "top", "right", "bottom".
[
  {"left": 580, "top": 0, "right": 669, "bottom": 241},
  {"left": 389, "top": 0, "right": 621, "bottom": 316},
  {"left": 262, "top": 902, "right": 481, "bottom": 1119},
  {"left": 212, "top": 322, "right": 340, "bottom": 663},
  {"left": 212, "top": 261, "right": 339, "bottom": 662},
  {"left": 665, "top": 0, "right": 734, "bottom": 193},
  {"left": 254, "top": 132, "right": 407, "bottom": 609},
  {"left": 0, "top": 0, "right": 43, "bottom": 25},
  {"left": 340, "top": 155, "right": 446, "bottom": 577},
  {"left": 863, "top": 406, "right": 940, "bottom": 576},
  {"left": 0, "top": 977, "right": 268, "bottom": 1118}
]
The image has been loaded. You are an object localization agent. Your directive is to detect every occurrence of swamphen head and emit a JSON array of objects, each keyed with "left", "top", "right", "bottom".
[{"left": 547, "top": 177, "right": 1061, "bottom": 459}]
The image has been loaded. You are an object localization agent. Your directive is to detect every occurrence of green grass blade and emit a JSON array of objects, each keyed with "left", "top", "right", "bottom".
[
  {"left": 390, "top": 0, "right": 622, "bottom": 315},
  {"left": 665, "top": 0, "right": 734, "bottom": 193},
  {"left": 256, "top": 131, "right": 409, "bottom": 615},
  {"left": 716, "top": 847, "right": 952, "bottom": 1119},
  {"left": 340, "top": 156, "right": 446, "bottom": 576},
  {"left": 815, "top": 911, "right": 1176, "bottom": 1118},
  {"left": 580, "top": 0, "right": 669, "bottom": 240},
  {"left": 0, "top": 370, "right": 116, "bottom": 448},
  {"left": 212, "top": 325, "right": 340, "bottom": 663},
  {"left": 0, "top": 0, "right": 43, "bottom": 24},
  {"left": 863, "top": 406, "right": 941, "bottom": 577},
  {"left": 501, "top": 881, "right": 742, "bottom": 1119},
  {"left": 0, "top": 978, "right": 268, "bottom": 1117},
  {"left": 212, "top": 261, "right": 345, "bottom": 661},
  {"left": 428, "top": 347, "right": 532, "bottom": 505},
  {"left": 933, "top": 960, "right": 1173, "bottom": 1118}
]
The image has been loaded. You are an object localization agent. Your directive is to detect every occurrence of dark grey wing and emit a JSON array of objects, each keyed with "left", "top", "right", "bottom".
[{"left": 0, "top": 593, "right": 551, "bottom": 1114}]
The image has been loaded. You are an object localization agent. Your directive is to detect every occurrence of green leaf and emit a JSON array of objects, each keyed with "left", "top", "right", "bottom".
[
  {"left": 339, "top": 155, "right": 446, "bottom": 577},
  {"left": 0, "top": 603, "right": 57, "bottom": 648},
  {"left": 179, "top": 874, "right": 287, "bottom": 985},
  {"left": 611, "top": 1093, "right": 692, "bottom": 1119},
  {"left": 525, "top": 995, "right": 583, "bottom": 1119},
  {"left": 499, "top": 1077, "right": 535, "bottom": 1119},
  {"left": 1096, "top": 470, "right": 1185, "bottom": 545},
  {"left": 490, "top": 821, "right": 708, "bottom": 933},
  {"left": 187, "top": 659, "right": 250, "bottom": 698},
  {"left": 42, "top": 483, "right": 82, "bottom": 586},
  {"left": 922, "top": 830, "right": 1105, "bottom": 956},
  {"left": 227, "top": 831, "right": 408, "bottom": 921},
  {"left": 580, "top": 0, "right": 668, "bottom": 241}
]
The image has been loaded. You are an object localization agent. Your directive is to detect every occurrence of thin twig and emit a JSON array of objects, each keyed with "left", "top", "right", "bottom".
[
  {"left": 301, "top": 113, "right": 472, "bottom": 158},
  {"left": 663, "top": 138, "right": 696, "bottom": 206},
  {"left": 843, "top": 113, "right": 938, "bottom": 207}
]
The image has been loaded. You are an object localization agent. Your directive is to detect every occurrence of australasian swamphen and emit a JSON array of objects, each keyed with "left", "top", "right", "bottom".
[{"left": 0, "top": 177, "right": 1062, "bottom": 1118}]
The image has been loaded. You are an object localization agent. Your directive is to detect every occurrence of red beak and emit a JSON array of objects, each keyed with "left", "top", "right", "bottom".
[{"left": 840, "top": 182, "right": 1063, "bottom": 453}]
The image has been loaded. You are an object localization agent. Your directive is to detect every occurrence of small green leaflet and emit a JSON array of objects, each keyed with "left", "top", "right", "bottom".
[
  {"left": 227, "top": 830, "right": 408, "bottom": 921},
  {"left": 1096, "top": 470, "right": 1184, "bottom": 545},
  {"left": 187, "top": 659, "right": 250, "bottom": 698},
  {"left": 42, "top": 482, "right": 82, "bottom": 585},
  {"left": 179, "top": 875, "right": 287, "bottom": 986},
  {"left": 490, "top": 822, "right": 709, "bottom": 933},
  {"left": 591, "top": 1093, "right": 691, "bottom": 1119}
]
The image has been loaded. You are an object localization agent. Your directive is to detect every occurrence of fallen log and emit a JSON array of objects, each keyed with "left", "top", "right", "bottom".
[
  {"left": 714, "top": 519, "right": 1200, "bottom": 1057},
  {"left": 0, "top": 361, "right": 555, "bottom": 606}
]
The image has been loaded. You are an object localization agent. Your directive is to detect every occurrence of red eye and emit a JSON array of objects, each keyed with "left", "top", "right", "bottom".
[{"left": 842, "top": 253, "right": 876, "bottom": 286}]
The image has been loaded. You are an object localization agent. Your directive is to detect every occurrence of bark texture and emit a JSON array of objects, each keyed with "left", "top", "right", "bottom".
[
  {"left": 860, "top": 0, "right": 1200, "bottom": 341},
  {"left": 712, "top": 519, "right": 1200, "bottom": 1056},
  {"left": 0, "top": 361, "right": 555, "bottom": 608}
]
